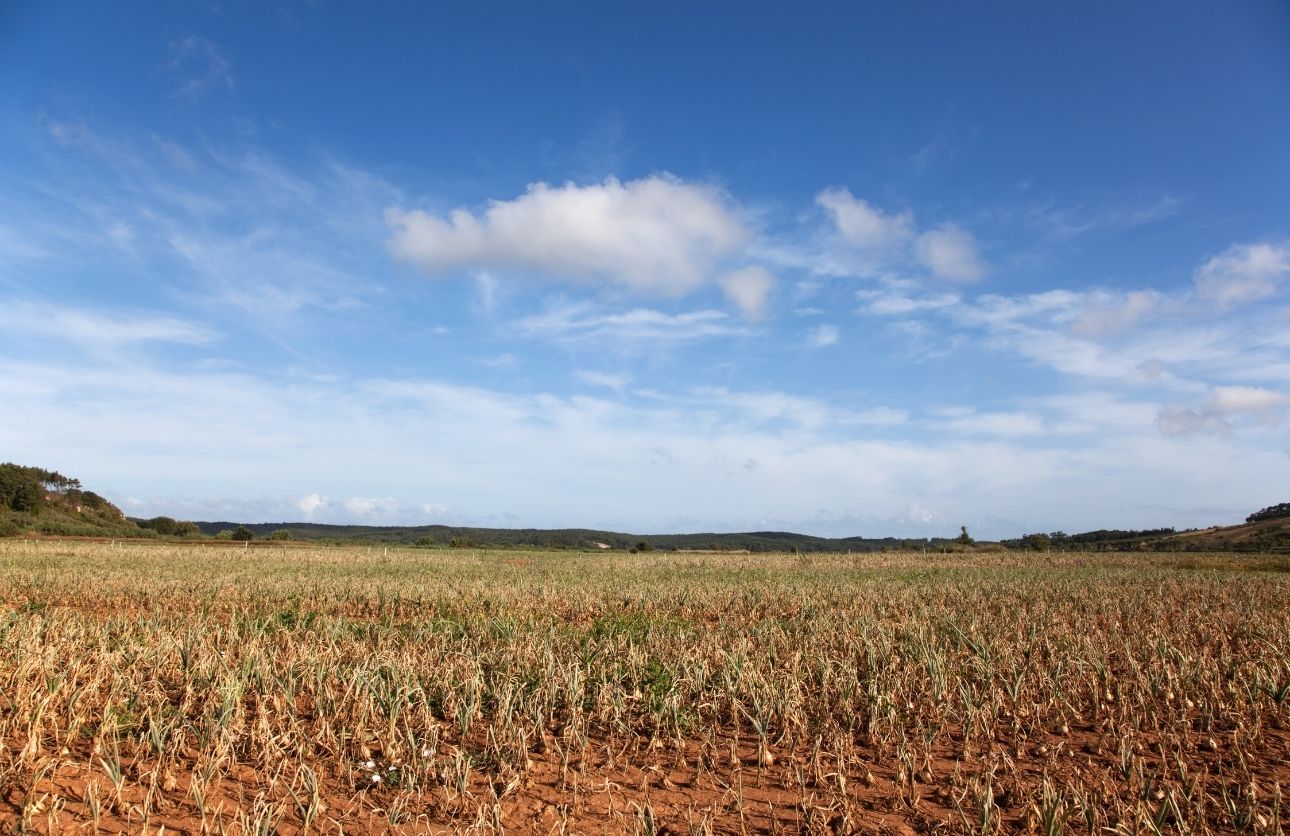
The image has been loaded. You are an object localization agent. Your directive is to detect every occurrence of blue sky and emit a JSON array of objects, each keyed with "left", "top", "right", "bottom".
[{"left": 2, "top": 2, "right": 1289, "bottom": 538}]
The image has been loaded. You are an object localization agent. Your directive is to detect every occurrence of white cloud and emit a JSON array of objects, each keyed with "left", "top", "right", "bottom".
[
  {"left": 386, "top": 175, "right": 750, "bottom": 295},
  {"left": 297, "top": 493, "right": 326, "bottom": 517},
  {"left": 421, "top": 502, "right": 453, "bottom": 519},
  {"left": 857, "top": 288, "right": 960, "bottom": 316},
  {"left": 718, "top": 266, "right": 775, "bottom": 320},
  {"left": 854, "top": 406, "right": 909, "bottom": 426},
  {"left": 688, "top": 387, "right": 906, "bottom": 431},
  {"left": 958, "top": 290, "right": 1083, "bottom": 327},
  {"left": 932, "top": 408, "right": 1046, "bottom": 437},
  {"left": 10, "top": 117, "right": 1288, "bottom": 537},
  {"left": 815, "top": 190, "right": 984, "bottom": 283},
  {"left": 914, "top": 223, "right": 985, "bottom": 282},
  {"left": 815, "top": 188, "right": 915, "bottom": 251},
  {"left": 1029, "top": 392, "right": 1161, "bottom": 435},
  {"left": 1157, "top": 385, "right": 1289, "bottom": 437},
  {"left": 1068, "top": 290, "right": 1160, "bottom": 339},
  {"left": 806, "top": 324, "right": 839, "bottom": 348},
  {"left": 1194, "top": 241, "right": 1290, "bottom": 309},
  {"left": 1155, "top": 405, "right": 1230, "bottom": 437},
  {"left": 5, "top": 355, "right": 1285, "bottom": 537},
  {"left": 475, "top": 271, "right": 499, "bottom": 313},
  {"left": 1208, "top": 385, "right": 1290, "bottom": 418},
  {"left": 476, "top": 353, "right": 518, "bottom": 369},
  {"left": 342, "top": 496, "right": 400, "bottom": 517},
  {"left": 575, "top": 370, "right": 632, "bottom": 391}
]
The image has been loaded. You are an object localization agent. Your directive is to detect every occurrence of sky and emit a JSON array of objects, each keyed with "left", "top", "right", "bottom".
[{"left": 1, "top": 2, "right": 1289, "bottom": 539}]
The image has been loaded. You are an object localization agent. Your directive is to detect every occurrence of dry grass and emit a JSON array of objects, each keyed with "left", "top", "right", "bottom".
[{"left": 0, "top": 540, "right": 1286, "bottom": 833}]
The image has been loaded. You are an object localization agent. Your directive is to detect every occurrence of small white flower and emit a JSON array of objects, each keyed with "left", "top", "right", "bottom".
[
  {"left": 369, "top": 773, "right": 382, "bottom": 783},
  {"left": 421, "top": 747, "right": 431, "bottom": 758},
  {"left": 361, "top": 760, "right": 375, "bottom": 769}
]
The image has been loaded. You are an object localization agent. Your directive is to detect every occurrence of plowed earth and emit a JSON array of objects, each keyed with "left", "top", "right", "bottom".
[{"left": 0, "top": 543, "right": 1286, "bottom": 833}]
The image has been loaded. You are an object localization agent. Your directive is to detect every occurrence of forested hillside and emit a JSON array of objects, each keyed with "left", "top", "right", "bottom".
[
  {"left": 188, "top": 520, "right": 955, "bottom": 552},
  {"left": 0, "top": 463, "right": 141, "bottom": 537}
]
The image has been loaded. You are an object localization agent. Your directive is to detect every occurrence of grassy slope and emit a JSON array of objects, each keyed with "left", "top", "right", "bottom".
[
  {"left": 1156, "top": 516, "right": 1290, "bottom": 552},
  {"left": 0, "top": 497, "right": 142, "bottom": 538},
  {"left": 0, "top": 503, "right": 141, "bottom": 536},
  {"left": 0, "top": 464, "right": 144, "bottom": 538}
]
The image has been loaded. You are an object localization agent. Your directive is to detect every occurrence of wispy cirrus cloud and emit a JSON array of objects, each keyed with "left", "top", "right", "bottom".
[
  {"left": 857, "top": 286, "right": 960, "bottom": 316},
  {"left": 575, "top": 369, "right": 632, "bottom": 392},
  {"left": 686, "top": 387, "right": 907, "bottom": 433},
  {"left": 867, "top": 284, "right": 1208, "bottom": 385},
  {"left": 1022, "top": 194, "right": 1185, "bottom": 242},
  {"left": 12, "top": 118, "right": 403, "bottom": 343},
  {"left": 928, "top": 406, "right": 1046, "bottom": 437},
  {"left": 0, "top": 301, "right": 216, "bottom": 349},
  {"left": 0, "top": 224, "right": 52, "bottom": 263},
  {"left": 513, "top": 301, "right": 748, "bottom": 345},
  {"left": 853, "top": 239, "right": 1290, "bottom": 439},
  {"left": 168, "top": 36, "right": 234, "bottom": 101}
]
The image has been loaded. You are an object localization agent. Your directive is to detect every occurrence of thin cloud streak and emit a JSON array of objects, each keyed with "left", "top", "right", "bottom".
[
  {"left": 513, "top": 301, "right": 748, "bottom": 345},
  {"left": 0, "top": 301, "right": 217, "bottom": 348}
]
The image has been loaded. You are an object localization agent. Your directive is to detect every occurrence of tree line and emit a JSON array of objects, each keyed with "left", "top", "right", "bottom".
[
  {"left": 1246, "top": 503, "right": 1290, "bottom": 524},
  {"left": 0, "top": 463, "right": 110, "bottom": 514}
]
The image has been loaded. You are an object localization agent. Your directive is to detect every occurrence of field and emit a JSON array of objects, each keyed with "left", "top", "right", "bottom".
[{"left": 0, "top": 541, "right": 1286, "bottom": 834}]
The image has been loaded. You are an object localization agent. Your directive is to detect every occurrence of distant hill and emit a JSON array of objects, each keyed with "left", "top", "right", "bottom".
[
  {"left": 185, "top": 520, "right": 955, "bottom": 553},
  {"left": 0, "top": 463, "right": 141, "bottom": 537},
  {"left": 1153, "top": 517, "right": 1290, "bottom": 552},
  {"left": 4, "top": 461, "right": 1287, "bottom": 553},
  {"left": 1002, "top": 514, "right": 1290, "bottom": 553}
]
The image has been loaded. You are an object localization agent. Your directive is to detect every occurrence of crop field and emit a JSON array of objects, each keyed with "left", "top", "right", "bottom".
[{"left": 0, "top": 541, "right": 1285, "bottom": 834}]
